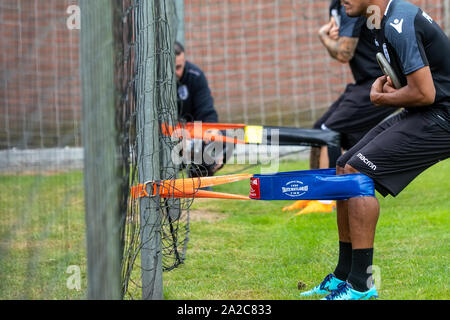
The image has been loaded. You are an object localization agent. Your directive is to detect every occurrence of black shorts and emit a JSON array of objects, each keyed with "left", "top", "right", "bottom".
[
  {"left": 314, "top": 80, "right": 398, "bottom": 150},
  {"left": 337, "top": 109, "right": 450, "bottom": 197}
]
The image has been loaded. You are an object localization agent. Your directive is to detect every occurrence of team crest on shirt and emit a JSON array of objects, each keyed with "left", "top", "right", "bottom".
[{"left": 178, "top": 85, "right": 189, "bottom": 100}]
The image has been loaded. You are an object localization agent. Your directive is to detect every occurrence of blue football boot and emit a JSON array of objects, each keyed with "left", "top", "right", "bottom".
[
  {"left": 300, "top": 273, "right": 345, "bottom": 297},
  {"left": 322, "top": 281, "right": 379, "bottom": 300}
]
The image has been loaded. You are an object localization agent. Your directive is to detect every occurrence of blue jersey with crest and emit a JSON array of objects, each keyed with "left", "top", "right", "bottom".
[{"left": 373, "top": 0, "right": 450, "bottom": 131}]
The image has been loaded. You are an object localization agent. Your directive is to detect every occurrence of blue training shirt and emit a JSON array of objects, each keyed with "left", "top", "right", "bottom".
[{"left": 373, "top": 0, "right": 450, "bottom": 131}]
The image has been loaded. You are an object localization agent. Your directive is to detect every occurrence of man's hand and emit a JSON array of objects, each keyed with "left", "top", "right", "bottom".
[
  {"left": 318, "top": 17, "right": 358, "bottom": 64},
  {"left": 370, "top": 67, "right": 436, "bottom": 107},
  {"left": 329, "top": 25, "right": 340, "bottom": 41},
  {"left": 329, "top": 17, "right": 339, "bottom": 41},
  {"left": 318, "top": 20, "right": 333, "bottom": 37},
  {"left": 383, "top": 76, "right": 396, "bottom": 94},
  {"left": 370, "top": 75, "right": 388, "bottom": 106}
]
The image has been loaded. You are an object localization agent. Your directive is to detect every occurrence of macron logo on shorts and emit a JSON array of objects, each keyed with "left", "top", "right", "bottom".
[{"left": 356, "top": 153, "right": 377, "bottom": 171}]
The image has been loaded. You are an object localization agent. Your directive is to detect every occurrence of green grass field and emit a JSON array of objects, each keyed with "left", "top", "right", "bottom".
[
  {"left": 0, "top": 159, "right": 448, "bottom": 300},
  {"left": 163, "top": 159, "right": 450, "bottom": 300},
  {"left": 0, "top": 172, "right": 86, "bottom": 299}
]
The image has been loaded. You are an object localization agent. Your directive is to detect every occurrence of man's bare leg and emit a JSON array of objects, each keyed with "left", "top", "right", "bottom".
[
  {"left": 336, "top": 165, "right": 351, "bottom": 243},
  {"left": 332, "top": 165, "right": 352, "bottom": 281},
  {"left": 341, "top": 164, "right": 380, "bottom": 292},
  {"left": 319, "top": 145, "right": 330, "bottom": 169},
  {"left": 309, "top": 146, "right": 321, "bottom": 170},
  {"left": 344, "top": 164, "right": 379, "bottom": 248},
  {"left": 347, "top": 196, "right": 379, "bottom": 248}
]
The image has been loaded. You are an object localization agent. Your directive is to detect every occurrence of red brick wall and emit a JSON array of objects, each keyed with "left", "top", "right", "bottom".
[
  {"left": 184, "top": 0, "right": 447, "bottom": 127},
  {"left": 0, "top": 1, "right": 447, "bottom": 149},
  {"left": 0, "top": 0, "right": 80, "bottom": 149}
]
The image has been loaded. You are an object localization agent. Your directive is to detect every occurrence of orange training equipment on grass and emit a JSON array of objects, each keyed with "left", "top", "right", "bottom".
[{"left": 130, "top": 173, "right": 253, "bottom": 200}]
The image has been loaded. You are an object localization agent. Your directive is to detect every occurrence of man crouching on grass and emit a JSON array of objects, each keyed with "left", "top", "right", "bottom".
[{"left": 300, "top": 0, "right": 450, "bottom": 300}]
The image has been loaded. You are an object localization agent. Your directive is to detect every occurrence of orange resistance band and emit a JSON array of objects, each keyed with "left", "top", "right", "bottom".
[{"left": 131, "top": 173, "right": 253, "bottom": 200}]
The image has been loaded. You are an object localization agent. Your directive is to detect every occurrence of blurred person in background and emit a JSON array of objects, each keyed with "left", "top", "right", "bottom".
[{"left": 174, "top": 41, "right": 225, "bottom": 178}]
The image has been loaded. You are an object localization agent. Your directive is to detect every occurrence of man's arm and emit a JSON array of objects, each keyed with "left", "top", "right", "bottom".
[
  {"left": 318, "top": 20, "right": 359, "bottom": 63},
  {"left": 370, "top": 67, "right": 436, "bottom": 107}
]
